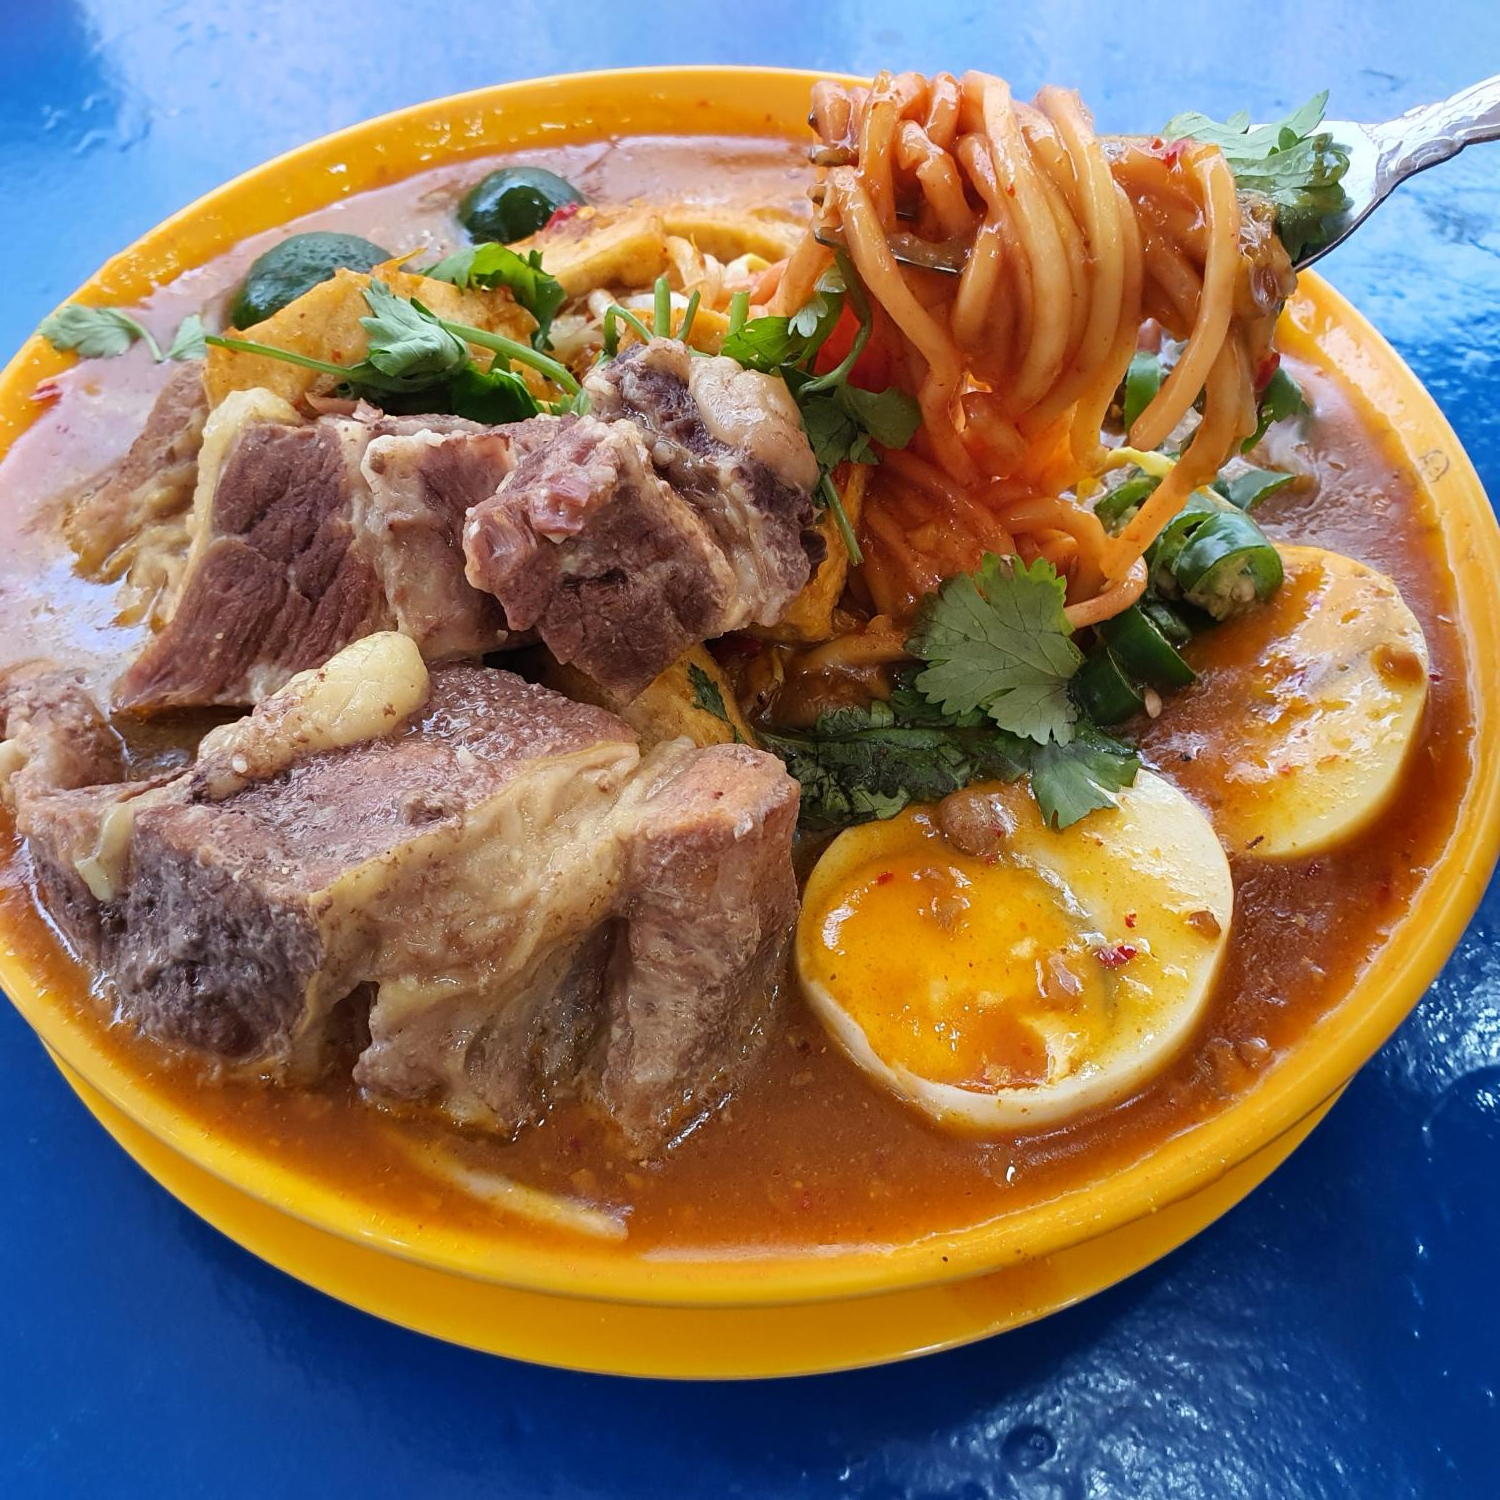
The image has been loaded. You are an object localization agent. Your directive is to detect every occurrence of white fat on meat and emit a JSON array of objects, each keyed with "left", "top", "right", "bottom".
[
  {"left": 194, "top": 632, "right": 430, "bottom": 799},
  {"left": 681, "top": 349, "right": 820, "bottom": 492},
  {"left": 172, "top": 387, "right": 302, "bottom": 610}
]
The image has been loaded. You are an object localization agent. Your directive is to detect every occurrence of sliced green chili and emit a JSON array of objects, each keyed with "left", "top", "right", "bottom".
[
  {"left": 1139, "top": 596, "right": 1196, "bottom": 648},
  {"left": 1174, "top": 511, "right": 1285, "bottom": 619},
  {"left": 1213, "top": 465, "right": 1297, "bottom": 512},
  {"left": 1145, "top": 489, "right": 1230, "bottom": 593},
  {"left": 1122, "top": 350, "right": 1163, "bottom": 431},
  {"left": 1072, "top": 648, "right": 1147, "bottom": 725},
  {"left": 1094, "top": 472, "right": 1161, "bottom": 532},
  {"left": 1098, "top": 605, "right": 1197, "bottom": 689}
]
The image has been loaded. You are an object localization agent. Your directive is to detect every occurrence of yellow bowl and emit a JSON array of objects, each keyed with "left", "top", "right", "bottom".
[
  {"left": 3, "top": 68, "right": 1499, "bottom": 1348},
  {"left": 50, "top": 1050, "right": 1342, "bottom": 1377}
]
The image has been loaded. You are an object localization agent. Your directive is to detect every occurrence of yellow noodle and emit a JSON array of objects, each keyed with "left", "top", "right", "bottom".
[{"left": 783, "top": 69, "right": 1289, "bottom": 621}]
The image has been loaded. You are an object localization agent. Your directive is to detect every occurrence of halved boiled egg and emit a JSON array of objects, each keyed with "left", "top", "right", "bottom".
[
  {"left": 796, "top": 772, "right": 1232, "bottom": 1131},
  {"left": 1177, "top": 545, "right": 1429, "bottom": 859}
]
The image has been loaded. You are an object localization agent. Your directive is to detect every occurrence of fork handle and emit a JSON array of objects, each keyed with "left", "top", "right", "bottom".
[{"left": 1373, "top": 74, "right": 1500, "bottom": 183}]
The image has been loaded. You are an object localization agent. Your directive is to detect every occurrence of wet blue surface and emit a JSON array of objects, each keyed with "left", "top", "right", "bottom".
[{"left": 2, "top": 2, "right": 1498, "bottom": 1495}]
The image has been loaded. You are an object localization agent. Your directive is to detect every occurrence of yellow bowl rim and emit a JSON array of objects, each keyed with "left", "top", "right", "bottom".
[
  {"left": 2, "top": 65, "right": 1497, "bottom": 1309},
  {"left": 51, "top": 1049, "right": 1345, "bottom": 1377}
]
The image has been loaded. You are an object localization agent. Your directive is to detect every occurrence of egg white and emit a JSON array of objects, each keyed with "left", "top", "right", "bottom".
[{"left": 1205, "top": 545, "right": 1429, "bottom": 859}]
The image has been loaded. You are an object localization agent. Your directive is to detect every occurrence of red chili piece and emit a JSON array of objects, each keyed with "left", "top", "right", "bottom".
[{"left": 708, "top": 633, "right": 763, "bottom": 663}]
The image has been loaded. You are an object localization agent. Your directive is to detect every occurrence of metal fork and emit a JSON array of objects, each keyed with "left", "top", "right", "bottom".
[
  {"left": 816, "top": 75, "right": 1500, "bottom": 275},
  {"left": 1302, "top": 74, "right": 1500, "bottom": 267}
]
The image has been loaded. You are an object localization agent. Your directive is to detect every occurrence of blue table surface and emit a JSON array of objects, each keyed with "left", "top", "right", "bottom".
[{"left": 3, "top": 3, "right": 1498, "bottom": 1494}]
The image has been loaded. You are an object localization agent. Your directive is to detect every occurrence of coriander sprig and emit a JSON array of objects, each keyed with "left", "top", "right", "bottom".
[
  {"left": 762, "top": 553, "right": 1143, "bottom": 831},
  {"left": 420, "top": 243, "right": 566, "bottom": 351},
  {"left": 202, "top": 279, "right": 580, "bottom": 422},
  {"left": 38, "top": 304, "right": 203, "bottom": 365},
  {"left": 1162, "top": 92, "right": 1351, "bottom": 260},
  {"left": 907, "top": 553, "right": 1084, "bottom": 745}
]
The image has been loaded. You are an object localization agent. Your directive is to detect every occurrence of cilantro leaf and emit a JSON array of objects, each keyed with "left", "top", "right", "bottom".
[
  {"left": 886, "top": 672, "right": 987, "bottom": 728},
  {"left": 721, "top": 315, "right": 803, "bottom": 372},
  {"left": 424, "top": 243, "right": 566, "bottom": 350},
  {"left": 789, "top": 263, "right": 847, "bottom": 342},
  {"left": 789, "top": 294, "right": 829, "bottom": 339},
  {"left": 687, "top": 661, "right": 747, "bottom": 742},
  {"left": 38, "top": 304, "right": 162, "bottom": 361},
  {"left": 841, "top": 385, "right": 922, "bottom": 450},
  {"left": 907, "top": 554, "right": 1083, "bottom": 743},
  {"left": 767, "top": 731, "right": 913, "bottom": 830},
  {"left": 797, "top": 388, "right": 863, "bottom": 469},
  {"left": 688, "top": 663, "right": 731, "bottom": 723},
  {"left": 1164, "top": 92, "right": 1351, "bottom": 259},
  {"left": 1029, "top": 727, "right": 1141, "bottom": 830},
  {"left": 422, "top": 245, "right": 488, "bottom": 286},
  {"left": 759, "top": 699, "right": 1028, "bottom": 831},
  {"left": 359, "top": 282, "right": 469, "bottom": 383},
  {"left": 796, "top": 384, "right": 920, "bottom": 470},
  {"left": 440, "top": 362, "right": 540, "bottom": 423},
  {"left": 165, "top": 313, "right": 207, "bottom": 362}
]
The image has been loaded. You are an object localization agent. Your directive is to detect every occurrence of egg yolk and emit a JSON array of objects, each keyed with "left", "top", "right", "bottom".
[{"left": 808, "top": 816, "right": 1111, "bottom": 1091}]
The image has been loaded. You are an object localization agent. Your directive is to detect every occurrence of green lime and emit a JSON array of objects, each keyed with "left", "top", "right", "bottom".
[
  {"left": 230, "top": 231, "right": 391, "bottom": 328},
  {"left": 458, "top": 168, "right": 584, "bottom": 244}
]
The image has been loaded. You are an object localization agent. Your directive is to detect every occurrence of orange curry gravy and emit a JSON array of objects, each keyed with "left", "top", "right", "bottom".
[{"left": 0, "top": 136, "right": 1475, "bottom": 1257}]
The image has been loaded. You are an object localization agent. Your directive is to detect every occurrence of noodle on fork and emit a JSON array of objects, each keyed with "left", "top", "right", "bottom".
[{"left": 780, "top": 69, "right": 1294, "bottom": 626}]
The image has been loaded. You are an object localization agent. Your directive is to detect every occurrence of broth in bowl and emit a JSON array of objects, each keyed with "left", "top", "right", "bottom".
[{"left": 0, "top": 75, "right": 1477, "bottom": 1265}]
